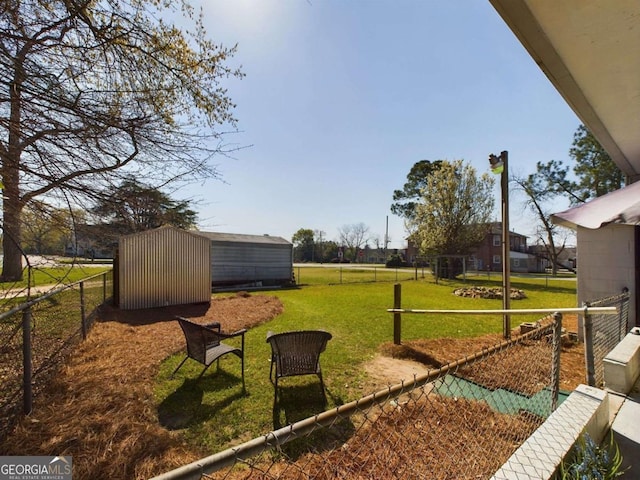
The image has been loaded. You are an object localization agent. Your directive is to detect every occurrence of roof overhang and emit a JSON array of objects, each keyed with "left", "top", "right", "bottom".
[
  {"left": 551, "top": 181, "right": 640, "bottom": 230},
  {"left": 489, "top": 0, "right": 640, "bottom": 181}
]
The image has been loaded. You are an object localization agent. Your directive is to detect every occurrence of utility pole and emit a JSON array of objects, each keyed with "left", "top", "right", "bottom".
[
  {"left": 489, "top": 151, "right": 511, "bottom": 339},
  {"left": 314, "top": 229, "right": 324, "bottom": 263},
  {"left": 384, "top": 215, "right": 389, "bottom": 263}
]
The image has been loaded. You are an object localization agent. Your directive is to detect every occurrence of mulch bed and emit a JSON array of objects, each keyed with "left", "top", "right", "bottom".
[{"left": 0, "top": 293, "right": 283, "bottom": 480}]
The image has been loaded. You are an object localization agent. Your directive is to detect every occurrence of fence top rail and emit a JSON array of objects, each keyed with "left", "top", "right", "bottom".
[
  {"left": 0, "top": 269, "right": 112, "bottom": 322},
  {"left": 387, "top": 306, "right": 618, "bottom": 316}
]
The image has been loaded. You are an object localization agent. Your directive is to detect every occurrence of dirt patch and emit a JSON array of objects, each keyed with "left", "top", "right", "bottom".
[
  {"left": 365, "top": 314, "right": 585, "bottom": 393},
  {"left": 362, "top": 355, "right": 431, "bottom": 390}
]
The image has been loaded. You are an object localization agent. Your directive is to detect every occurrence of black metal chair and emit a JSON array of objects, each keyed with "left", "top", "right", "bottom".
[
  {"left": 173, "top": 316, "right": 246, "bottom": 390},
  {"left": 266, "top": 330, "right": 332, "bottom": 396}
]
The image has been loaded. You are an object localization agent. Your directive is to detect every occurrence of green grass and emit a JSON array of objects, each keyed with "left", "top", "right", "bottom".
[
  {"left": 154, "top": 273, "right": 577, "bottom": 455},
  {"left": 293, "top": 265, "right": 418, "bottom": 285},
  {"left": 0, "top": 265, "right": 111, "bottom": 291}
]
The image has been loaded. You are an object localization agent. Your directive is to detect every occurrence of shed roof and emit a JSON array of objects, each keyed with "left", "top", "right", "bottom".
[
  {"left": 198, "top": 231, "right": 291, "bottom": 246},
  {"left": 119, "top": 225, "right": 209, "bottom": 242},
  {"left": 550, "top": 181, "right": 640, "bottom": 230}
]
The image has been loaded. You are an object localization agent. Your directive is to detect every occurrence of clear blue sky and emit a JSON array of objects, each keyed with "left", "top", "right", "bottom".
[{"left": 183, "top": 0, "right": 580, "bottom": 249}]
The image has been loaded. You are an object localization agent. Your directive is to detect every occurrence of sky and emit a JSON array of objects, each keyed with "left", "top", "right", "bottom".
[{"left": 178, "top": 0, "right": 581, "bottom": 249}]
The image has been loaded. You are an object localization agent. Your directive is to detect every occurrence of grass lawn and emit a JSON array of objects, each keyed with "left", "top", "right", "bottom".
[
  {"left": 154, "top": 273, "right": 577, "bottom": 455},
  {"left": 0, "top": 265, "right": 111, "bottom": 291}
]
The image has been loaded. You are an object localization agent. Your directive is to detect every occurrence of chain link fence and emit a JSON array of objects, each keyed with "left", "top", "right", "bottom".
[
  {"left": 0, "top": 270, "right": 113, "bottom": 441},
  {"left": 153, "top": 314, "right": 565, "bottom": 480},
  {"left": 293, "top": 266, "right": 419, "bottom": 286},
  {"left": 583, "top": 289, "right": 631, "bottom": 387}
]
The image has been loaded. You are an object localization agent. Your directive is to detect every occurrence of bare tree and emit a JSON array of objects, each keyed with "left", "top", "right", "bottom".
[
  {"left": 512, "top": 125, "right": 620, "bottom": 276},
  {"left": 0, "top": 0, "right": 242, "bottom": 280},
  {"left": 513, "top": 174, "right": 569, "bottom": 276},
  {"left": 21, "top": 201, "right": 78, "bottom": 255},
  {"left": 338, "top": 223, "right": 370, "bottom": 261}
]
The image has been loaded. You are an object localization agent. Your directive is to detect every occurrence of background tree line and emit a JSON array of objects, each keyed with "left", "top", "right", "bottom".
[
  {"left": 292, "top": 223, "right": 376, "bottom": 263},
  {"left": 20, "top": 179, "right": 198, "bottom": 256}
]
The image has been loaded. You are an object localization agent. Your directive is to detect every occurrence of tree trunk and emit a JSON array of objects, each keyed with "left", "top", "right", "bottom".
[
  {"left": 2, "top": 162, "right": 24, "bottom": 281},
  {"left": 2, "top": 58, "right": 25, "bottom": 282},
  {"left": 2, "top": 220, "right": 23, "bottom": 281}
]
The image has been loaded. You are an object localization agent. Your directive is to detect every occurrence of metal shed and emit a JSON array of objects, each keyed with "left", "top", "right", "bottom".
[
  {"left": 117, "top": 226, "right": 211, "bottom": 310},
  {"left": 199, "top": 232, "right": 293, "bottom": 288}
]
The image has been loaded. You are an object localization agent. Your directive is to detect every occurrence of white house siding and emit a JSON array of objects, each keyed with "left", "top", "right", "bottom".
[
  {"left": 118, "top": 226, "right": 211, "bottom": 310},
  {"left": 509, "top": 251, "right": 532, "bottom": 273},
  {"left": 577, "top": 224, "right": 636, "bottom": 329}
]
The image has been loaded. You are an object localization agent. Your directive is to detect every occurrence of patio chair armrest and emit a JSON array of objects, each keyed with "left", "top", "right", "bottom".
[{"left": 221, "top": 328, "right": 247, "bottom": 339}]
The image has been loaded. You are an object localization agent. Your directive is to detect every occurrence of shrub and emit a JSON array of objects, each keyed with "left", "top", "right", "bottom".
[
  {"left": 558, "top": 432, "right": 626, "bottom": 479},
  {"left": 386, "top": 255, "right": 407, "bottom": 268}
]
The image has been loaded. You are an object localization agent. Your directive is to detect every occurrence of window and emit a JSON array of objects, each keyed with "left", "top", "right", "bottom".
[
  {"left": 493, "top": 255, "right": 501, "bottom": 264},
  {"left": 493, "top": 235, "right": 501, "bottom": 246}
]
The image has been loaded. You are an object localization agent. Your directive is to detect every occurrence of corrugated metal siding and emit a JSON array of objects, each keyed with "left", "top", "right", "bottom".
[
  {"left": 211, "top": 241, "right": 293, "bottom": 285},
  {"left": 119, "top": 226, "right": 211, "bottom": 310}
]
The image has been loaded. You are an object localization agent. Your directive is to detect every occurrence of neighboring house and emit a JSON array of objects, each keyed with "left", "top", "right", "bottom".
[
  {"left": 407, "top": 223, "right": 535, "bottom": 273},
  {"left": 490, "top": 0, "right": 639, "bottom": 327},
  {"left": 65, "top": 223, "right": 118, "bottom": 259},
  {"left": 405, "top": 238, "right": 420, "bottom": 266},
  {"left": 471, "top": 222, "right": 534, "bottom": 273},
  {"left": 362, "top": 245, "right": 387, "bottom": 264},
  {"left": 527, "top": 244, "right": 577, "bottom": 273}
]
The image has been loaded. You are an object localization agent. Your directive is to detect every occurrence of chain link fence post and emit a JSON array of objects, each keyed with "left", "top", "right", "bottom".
[
  {"left": 582, "top": 301, "right": 596, "bottom": 386},
  {"left": 551, "top": 312, "right": 562, "bottom": 411},
  {"left": 80, "top": 281, "right": 87, "bottom": 340},
  {"left": 22, "top": 307, "right": 32, "bottom": 415},
  {"left": 393, "top": 283, "right": 402, "bottom": 345}
]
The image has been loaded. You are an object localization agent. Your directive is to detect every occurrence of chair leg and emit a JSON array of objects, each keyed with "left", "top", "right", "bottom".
[
  {"left": 269, "top": 356, "right": 275, "bottom": 384},
  {"left": 241, "top": 354, "right": 245, "bottom": 392},
  {"left": 171, "top": 356, "right": 189, "bottom": 378},
  {"left": 198, "top": 363, "right": 213, "bottom": 379},
  {"left": 273, "top": 376, "right": 279, "bottom": 407},
  {"left": 318, "top": 372, "right": 328, "bottom": 405}
]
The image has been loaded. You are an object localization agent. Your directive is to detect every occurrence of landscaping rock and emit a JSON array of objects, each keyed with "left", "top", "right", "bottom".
[{"left": 453, "top": 286, "right": 527, "bottom": 300}]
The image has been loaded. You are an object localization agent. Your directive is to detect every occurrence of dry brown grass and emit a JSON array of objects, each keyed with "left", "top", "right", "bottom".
[
  {"left": 0, "top": 297, "right": 585, "bottom": 480},
  {"left": 379, "top": 314, "right": 585, "bottom": 392},
  {"left": 0, "top": 293, "right": 283, "bottom": 480},
  {"left": 254, "top": 397, "right": 541, "bottom": 480}
]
